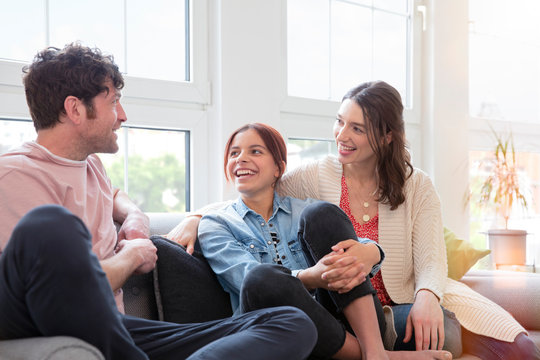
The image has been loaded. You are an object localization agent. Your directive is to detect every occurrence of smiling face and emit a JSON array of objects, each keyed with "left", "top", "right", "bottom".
[
  {"left": 81, "top": 81, "right": 126, "bottom": 155},
  {"left": 226, "top": 128, "right": 282, "bottom": 200},
  {"left": 333, "top": 98, "right": 377, "bottom": 167}
]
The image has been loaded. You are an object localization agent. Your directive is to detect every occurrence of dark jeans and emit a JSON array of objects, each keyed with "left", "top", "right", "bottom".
[
  {"left": 240, "top": 201, "right": 385, "bottom": 360},
  {"left": 0, "top": 205, "right": 316, "bottom": 360}
]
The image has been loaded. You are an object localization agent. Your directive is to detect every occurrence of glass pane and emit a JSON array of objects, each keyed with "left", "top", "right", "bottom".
[
  {"left": 288, "top": 0, "right": 410, "bottom": 103},
  {"left": 126, "top": 0, "right": 187, "bottom": 81},
  {"left": 0, "top": 119, "right": 35, "bottom": 154},
  {"left": 49, "top": 0, "right": 125, "bottom": 71},
  {"left": 330, "top": 2, "right": 372, "bottom": 100},
  {"left": 287, "top": 138, "right": 336, "bottom": 171},
  {"left": 124, "top": 128, "right": 188, "bottom": 213},
  {"left": 0, "top": 1, "right": 46, "bottom": 62},
  {"left": 469, "top": 0, "right": 540, "bottom": 123},
  {"left": 373, "top": 11, "right": 407, "bottom": 101},
  {"left": 373, "top": 0, "right": 408, "bottom": 13},
  {"left": 287, "top": 0, "right": 330, "bottom": 99}
]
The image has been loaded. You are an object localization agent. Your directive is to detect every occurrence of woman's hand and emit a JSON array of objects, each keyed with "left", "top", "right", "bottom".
[
  {"left": 299, "top": 249, "right": 367, "bottom": 292},
  {"left": 166, "top": 215, "right": 201, "bottom": 255},
  {"left": 404, "top": 289, "right": 445, "bottom": 351},
  {"left": 332, "top": 240, "right": 380, "bottom": 271}
]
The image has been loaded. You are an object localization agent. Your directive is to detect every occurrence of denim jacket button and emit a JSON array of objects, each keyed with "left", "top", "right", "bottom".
[{"left": 250, "top": 244, "right": 254, "bottom": 249}]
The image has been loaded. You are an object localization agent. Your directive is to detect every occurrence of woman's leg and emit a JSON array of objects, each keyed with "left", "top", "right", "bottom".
[
  {"left": 462, "top": 327, "right": 540, "bottom": 360},
  {"left": 240, "top": 264, "right": 348, "bottom": 359},
  {"left": 150, "top": 235, "right": 233, "bottom": 323},
  {"left": 298, "top": 202, "right": 382, "bottom": 318},
  {"left": 299, "top": 202, "right": 388, "bottom": 357},
  {"left": 390, "top": 304, "right": 462, "bottom": 357},
  {"left": 298, "top": 202, "right": 453, "bottom": 360}
]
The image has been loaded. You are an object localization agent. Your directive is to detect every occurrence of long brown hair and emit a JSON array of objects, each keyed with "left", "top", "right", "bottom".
[
  {"left": 342, "top": 81, "right": 413, "bottom": 210},
  {"left": 224, "top": 123, "right": 287, "bottom": 184}
]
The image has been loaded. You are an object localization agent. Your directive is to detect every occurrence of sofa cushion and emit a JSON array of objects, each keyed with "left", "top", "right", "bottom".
[
  {"left": 123, "top": 270, "right": 160, "bottom": 321},
  {"left": 444, "top": 227, "right": 490, "bottom": 280}
]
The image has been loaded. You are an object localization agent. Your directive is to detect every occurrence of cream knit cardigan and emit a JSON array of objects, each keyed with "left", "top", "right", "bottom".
[{"left": 278, "top": 155, "right": 525, "bottom": 342}]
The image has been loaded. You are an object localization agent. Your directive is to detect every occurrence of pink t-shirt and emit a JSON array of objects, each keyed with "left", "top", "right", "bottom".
[{"left": 0, "top": 142, "right": 124, "bottom": 312}]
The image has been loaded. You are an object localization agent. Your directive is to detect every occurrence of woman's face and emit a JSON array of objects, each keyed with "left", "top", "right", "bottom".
[
  {"left": 226, "top": 128, "right": 281, "bottom": 199},
  {"left": 333, "top": 99, "right": 376, "bottom": 167}
]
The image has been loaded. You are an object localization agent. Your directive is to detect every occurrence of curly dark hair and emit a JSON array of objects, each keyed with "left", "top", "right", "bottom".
[
  {"left": 22, "top": 42, "right": 124, "bottom": 130},
  {"left": 343, "top": 81, "right": 413, "bottom": 210}
]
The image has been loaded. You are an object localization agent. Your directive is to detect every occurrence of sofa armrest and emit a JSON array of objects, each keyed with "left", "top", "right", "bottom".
[
  {"left": 460, "top": 270, "right": 540, "bottom": 331},
  {"left": 0, "top": 336, "right": 104, "bottom": 360}
]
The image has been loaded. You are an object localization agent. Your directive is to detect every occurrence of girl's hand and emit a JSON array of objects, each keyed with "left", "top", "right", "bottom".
[
  {"left": 332, "top": 240, "right": 381, "bottom": 273},
  {"left": 299, "top": 249, "right": 367, "bottom": 292},
  {"left": 166, "top": 215, "right": 201, "bottom": 255},
  {"left": 404, "top": 289, "right": 445, "bottom": 351}
]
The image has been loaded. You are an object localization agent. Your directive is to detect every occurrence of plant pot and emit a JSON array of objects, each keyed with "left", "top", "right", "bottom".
[{"left": 487, "top": 229, "right": 527, "bottom": 265}]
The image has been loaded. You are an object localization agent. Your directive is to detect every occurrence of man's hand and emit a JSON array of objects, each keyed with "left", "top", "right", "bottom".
[
  {"left": 116, "top": 238, "right": 157, "bottom": 274},
  {"left": 166, "top": 215, "right": 200, "bottom": 255},
  {"left": 404, "top": 289, "right": 445, "bottom": 351},
  {"left": 117, "top": 211, "right": 150, "bottom": 241}
]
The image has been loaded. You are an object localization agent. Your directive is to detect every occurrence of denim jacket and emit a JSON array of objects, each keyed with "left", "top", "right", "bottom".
[{"left": 199, "top": 193, "right": 384, "bottom": 312}]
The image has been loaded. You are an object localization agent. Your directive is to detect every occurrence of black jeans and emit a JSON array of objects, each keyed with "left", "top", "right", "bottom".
[
  {"left": 240, "top": 201, "right": 385, "bottom": 360},
  {"left": 0, "top": 205, "right": 317, "bottom": 360}
]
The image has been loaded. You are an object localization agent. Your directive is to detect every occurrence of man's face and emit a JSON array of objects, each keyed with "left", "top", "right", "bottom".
[{"left": 81, "top": 81, "right": 126, "bottom": 154}]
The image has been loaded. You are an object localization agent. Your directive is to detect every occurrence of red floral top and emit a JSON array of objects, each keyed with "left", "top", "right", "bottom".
[{"left": 340, "top": 175, "right": 394, "bottom": 306}]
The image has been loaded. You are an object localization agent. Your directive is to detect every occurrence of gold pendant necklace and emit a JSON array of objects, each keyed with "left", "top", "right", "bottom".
[{"left": 362, "top": 201, "right": 370, "bottom": 222}]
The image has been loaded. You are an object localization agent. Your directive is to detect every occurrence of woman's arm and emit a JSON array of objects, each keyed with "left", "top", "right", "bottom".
[
  {"left": 166, "top": 201, "right": 231, "bottom": 254},
  {"left": 278, "top": 159, "right": 321, "bottom": 200},
  {"left": 404, "top": 171, "right": 448, "bottom": 351}
]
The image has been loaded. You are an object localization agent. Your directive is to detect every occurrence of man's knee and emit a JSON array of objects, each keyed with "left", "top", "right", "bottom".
[{"left": 11, "top": 204, "right": 91, "bottom": 255}]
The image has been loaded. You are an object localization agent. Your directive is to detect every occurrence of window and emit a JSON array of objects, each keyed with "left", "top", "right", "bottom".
[
  {"left": 469, "top": 0, "right": 540, "bottom": 124},
  {"left": 0, "top": 0, "right": 209, "bottom": 210},
  {"left": 0, "top": 119, "right": 189, "bottom": 212},
  {"left": 288, "top": 138, "right": 337, "bottom": 170},
  {"left": 100, "top": 127, "right": 190, "bottom": 212},
  {"left": 468, "top": 0, "right": 540, "bottom": 265},
  {"left": 287, "top": 0, "right": 412, "bottom": 106}
]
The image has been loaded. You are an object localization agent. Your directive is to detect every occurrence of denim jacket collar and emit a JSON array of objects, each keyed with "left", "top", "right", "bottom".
[{"left": 232, "top": 192, "right": 292, "bottom": 220}]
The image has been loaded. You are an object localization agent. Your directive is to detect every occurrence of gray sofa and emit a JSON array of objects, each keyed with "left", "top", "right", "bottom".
[{"left": 1, "top": 212, "right": 539, "bottom": 359}]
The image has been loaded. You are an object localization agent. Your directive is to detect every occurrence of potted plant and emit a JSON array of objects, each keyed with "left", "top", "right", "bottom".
[{"left": 473, "top": 128, "right": 529, "bottom": 265}]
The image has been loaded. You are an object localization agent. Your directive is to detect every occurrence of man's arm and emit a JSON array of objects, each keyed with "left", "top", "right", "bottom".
[
  {"left": 113, "top": 188, "right": 150, "bottom": 240},
  {"left": 100, "top": 238, "right": 157, "bottom": 291},
  {"left": 102, "top": 188, "right": 156, "bottom": 291}
]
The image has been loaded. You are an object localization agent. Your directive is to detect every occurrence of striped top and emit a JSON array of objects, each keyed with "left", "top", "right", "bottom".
[{"left": 278, "top": 155, "right": 525, "bottom": 342}]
